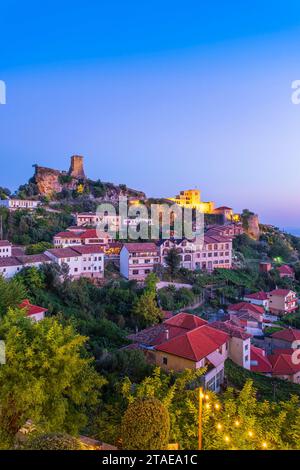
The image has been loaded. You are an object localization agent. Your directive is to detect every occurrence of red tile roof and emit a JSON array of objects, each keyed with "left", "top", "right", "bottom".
[
  {"left": 228, "top": 302, "right": 264, "bottom": 315},
  {"left": 54, "top": 231, "right": 81, "bottom": 238},
  {"left": 155, "top": 325, "right": 228, "bottom": 362},
  {"left": 19, "top": 299, "right": 48, "bottom": 317},
  {"left": 268, "top": 351, "right": 300, "bottom": 375},
  {"left": 250, "top": 346, "right": 272, "bottom": 373},
  {"left": 271, "top": 328, "right": 300, "bottom": 342},
  {"left": 269, "top": 289, "right": 296, "bottom": 297},
  {"left": 164, "top": 312, "right": 207, "bottom": 330},
  {"left": 210, "top": 320, "right": 251, "bottom": 340},
  {"left": 0, "top": 240, "right": 11, "bottom": 246},
  {"left": 46, "top": 248, "right": 81, "bottom": 259},
  {"left": 123, "top": 243, "right": 159, "bottom": 254},
  {"left": 72, "top": 245, "right": 104, "bottom": 255},
  {"left": 277, "top": 265, "right": 294, "bottom": 275},
  {"left": 244, "top": 291, "right": 268, "bottom": 301}
]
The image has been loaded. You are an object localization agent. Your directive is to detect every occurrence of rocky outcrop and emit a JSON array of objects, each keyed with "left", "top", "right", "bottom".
[
  {"left": 247, "top": 214, "right": 260, "bottom": 240},
  {"left": 34, "top": 166, "right": 78, "bottom": 196}
]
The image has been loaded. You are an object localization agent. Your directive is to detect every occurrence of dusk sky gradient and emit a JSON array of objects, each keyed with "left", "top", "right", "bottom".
[{"left": 1, "top": 1, "right": 300, "bottom": 230}]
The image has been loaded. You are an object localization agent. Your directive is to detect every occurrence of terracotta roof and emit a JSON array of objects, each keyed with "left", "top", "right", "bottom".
[
  {"left": 268, "top": 351, "right": 300, "bottom": 375},
  {"left": 214, "top": 206, "right": 233, "bottom": 211},
  {"left": 16, "top": 254, "right": 51, "bottom": 264},
  {"left": 72, "top": 245, "right": 104, "bottom": 255},
  {"left": 127, "top": 313, "right": 207, "bottom": 347},
  {"left": 277, "top": 265, "right": 294, "bottom": 275},
  {"left": 164, "top": 312, "right": 207, "bottom": 330},
  {"left": 155, "top": 325, "right": 228, "bottom": 362},
  {"left": 122, "top": 243, "right": 158, "bottom": 254},
  {"left": 250, "top": 346, "right": 272, "bottom": 373},
  {"left": 244, "top": 291, "right": 268, "bottom": 301},
  {"left": 54, "top": 231, "right": 83, "bottom": 238},
  {"left": 19, "top": 299, "right": 48, "bottom": 317},
  {"left": 0, "top": 240, "right": 11, "bottom": 246},
  {"left": 204, "top": 234, "right": 230, "bottom": 244},
  {"left": 127, "top": 323, "right": 185, "bottom": 346},
  {"left": 46, "top": 248, "right": 81, "bottom": 259},
  {"left": 269, "top": 289, "right": 296, "bottom": 297},
  {"left": 0, "top": 257, "right": 22, "bottom": 267},
  {"left": 271, "top": 328, "right": 300, "bottom": 342},
  {"left": 79, "top": 229, "right": 109, "bottom": 239},
  {"left": 228, "top": 302, "right": 264, "bottom": 315},
  {"left": 11, "top": 247, "right": 25, "bottom": 257},
  {"left": 210, "top": 320, "right": 251, "bottom": 340}
]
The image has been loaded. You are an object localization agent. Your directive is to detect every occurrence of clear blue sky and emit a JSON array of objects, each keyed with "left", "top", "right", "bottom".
[{"left": 1, "top": 0, "right": 300, "bottom": 229}]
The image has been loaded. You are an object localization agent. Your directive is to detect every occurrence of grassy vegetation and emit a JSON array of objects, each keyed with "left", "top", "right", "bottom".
[{"left": 225, "top": 359, "right": 300, "bottom": 402}]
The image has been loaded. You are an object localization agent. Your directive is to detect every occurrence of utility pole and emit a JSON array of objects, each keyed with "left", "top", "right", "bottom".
[
  {"left": 198, "top": 387, "right": 203, "bottom": 450},
  {"left": 0, "top": 215, "right": 3, "bottom": 240}
]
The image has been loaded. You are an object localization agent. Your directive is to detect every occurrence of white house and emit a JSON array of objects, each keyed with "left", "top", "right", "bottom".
[
  {"left": 0, "top": 240, "right": 12, "bottom": 258},
  {"left": 0, "top": 253, "right": 51, "bottom": 279},
  {"left": 120, "top": 243, "right": 160, "bottom": 281},
  {"left": 19, "top": 299, "right": 48, "bottom": 322},
  {"left": 244, "top": 291, "right": 269, "bottom": 311},
  {"left": 45, "top": 245, "right": 105, "bottom": 279}
]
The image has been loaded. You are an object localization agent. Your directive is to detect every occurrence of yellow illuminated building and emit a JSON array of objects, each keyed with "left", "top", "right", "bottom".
[{"left": 168, "top": 189, "right": 215, "bottom": 214}]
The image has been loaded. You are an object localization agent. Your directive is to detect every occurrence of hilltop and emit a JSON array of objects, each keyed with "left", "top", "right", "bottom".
[{"left": 16, "top": 155, "right": 146, "bottom": 207}]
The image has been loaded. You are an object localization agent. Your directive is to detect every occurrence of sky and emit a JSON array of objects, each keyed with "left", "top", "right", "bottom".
[{"left": 1, "top": 0, "right": 300, "bottom": 230}]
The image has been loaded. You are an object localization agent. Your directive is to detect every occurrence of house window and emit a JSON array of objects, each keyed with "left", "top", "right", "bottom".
[
  {"left": 245, "top": 344, "right": 249, "bottom": 351},
  {"left": 162, "top": 357, "right": 168, "bottom": 365},
  {"left": 245, "top": 355, "right": 249, "bottom": 362},
  {"left": 132, "top": 269, "right": 139, "bottom": 275}
]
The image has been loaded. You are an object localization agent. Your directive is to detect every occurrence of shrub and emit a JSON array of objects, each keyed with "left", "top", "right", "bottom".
[
  {"left": 121, "top": 398, "right": 170, "bottom": 450},
  {"left": 26, "top": 433, "right": 82, "bottom": 450}
]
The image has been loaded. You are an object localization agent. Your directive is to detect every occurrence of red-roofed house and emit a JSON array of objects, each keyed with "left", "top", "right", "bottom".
[
  {"left": 228, "top": 302, "right": 265, "bottom": 317},
  {"left": 250, "top": 346, "right": 272, "bottom": 375},
  {"left": 268, "top": 289, "right": 298, "bottom": 315},
  {"left": 277, "top": 265, "right": 295, "bottom": 280},
  {"left": 244, "top": 291, "right": 269, "bottom": 311},
  {"left": 19, "top": 299, "right": 48, "bottom": 322},
  {"left": 268, "top": 350, "right": 300, "bottom": 383},
  {"left": 210, "top": 321, "right": 251, "bottom": 369},
  {"left": 45, "top": 245, "right": 104, "bottom": 279},
  {"left": 53, "top": 228, "right": 112, "bottom": 248},
  {"left": 270, "top": 328, "right": 300, "bottom": 350},
  {"left": 120, "top": 243, "right": 160, "bottom": 281},
  {"left": 155, "top": 324, "right": 229, "bottom": 391}
]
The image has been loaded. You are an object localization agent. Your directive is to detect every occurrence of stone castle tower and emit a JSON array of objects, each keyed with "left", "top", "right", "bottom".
[{"left": 69, "top": 155, "right": 85, "bottom": 178}]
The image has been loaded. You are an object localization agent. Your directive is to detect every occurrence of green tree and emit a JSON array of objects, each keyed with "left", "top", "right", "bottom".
[
  {"left": 121, "top": 398, "right": 170, "bottom": 450},
  {"left": 0, "top": 309, "right": 105, "bottom": 445},
  {"left": 0, "top": 276, "right": 27, "bottom": 317},
  {"left": 25, "top": 242, "right": 53, "bottom": 255},
  {"left": 133, "top": 290, "right": 163, "bottom": 327},
  {"left": 165, "top": 248, "right": 181, "bottom": 278}
]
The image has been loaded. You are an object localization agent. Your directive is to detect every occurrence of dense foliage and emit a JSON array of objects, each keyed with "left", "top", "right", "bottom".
[{"left": 121, "top": 398, "right": 170, "bottom": 450}]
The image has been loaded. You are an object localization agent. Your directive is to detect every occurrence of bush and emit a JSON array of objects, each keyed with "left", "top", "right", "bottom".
[
  {"left": 26, "top": 433, "right": 82, "bottom": 450},
  {"left": 121, "top": 398, "right": 170, "bottom": 450}
]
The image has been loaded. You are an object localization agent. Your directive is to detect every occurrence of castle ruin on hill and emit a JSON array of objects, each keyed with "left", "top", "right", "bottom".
[{"left": 34, "top": 155, "right": 86, "bottom": 195}]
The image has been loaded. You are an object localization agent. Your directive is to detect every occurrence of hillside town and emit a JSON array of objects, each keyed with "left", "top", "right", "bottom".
[{"left": 0, "top": 155, "right": 300, "bottom": 451}]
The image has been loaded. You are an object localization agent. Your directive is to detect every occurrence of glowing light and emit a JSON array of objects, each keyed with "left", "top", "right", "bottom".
[
  {"left": 234, "top": 420, "right": 240, "bottom": 427},
  {"left": 214, "top": 403, "right": 220, "bottom": 410},
  {"left": 224, "top": 435, "right": 230, "bottom": 443},
  {"left": 216, "top": 423, "right": 222, "bottom": 430},
  {"left": 262, "top": 442, "right": 268, "bottom": 449},
  {"left": 248, "top": 431, "right": 254, "bottom": 438},
  {"left": 205, "top": 403, "right": 210, "bottom": 409},
  {"left": 205, "top": 394, "right": 209, "bottom": 400}
]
